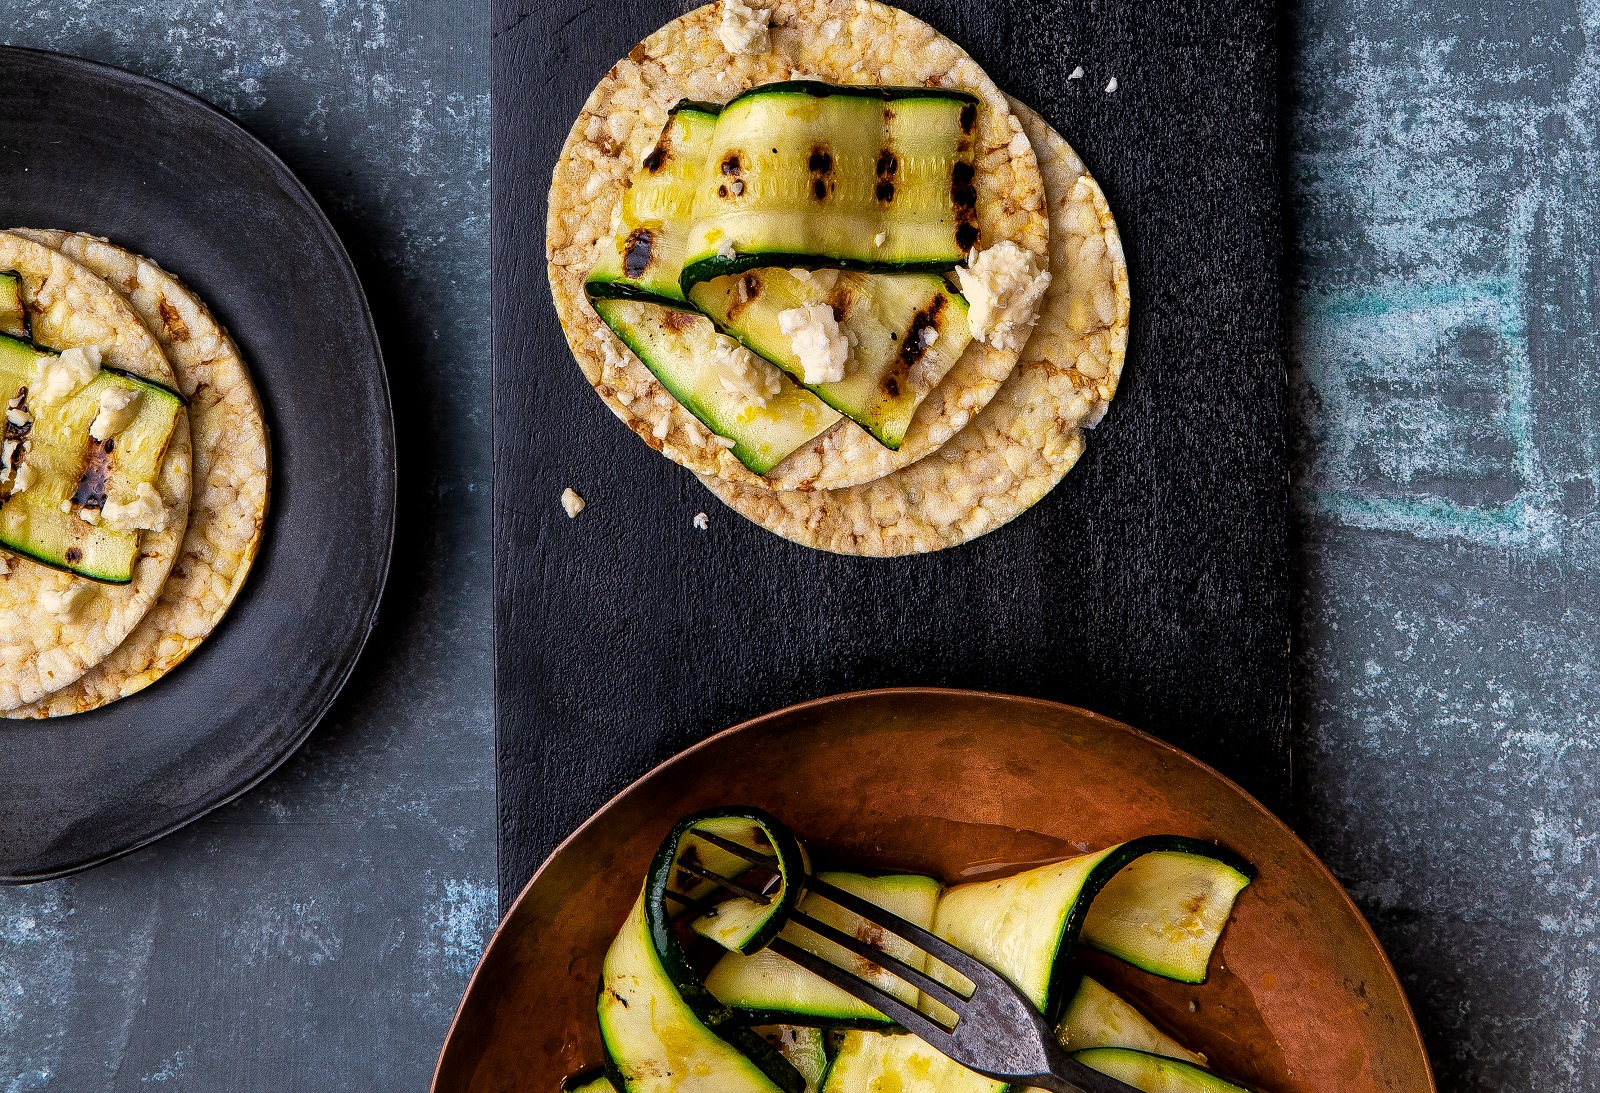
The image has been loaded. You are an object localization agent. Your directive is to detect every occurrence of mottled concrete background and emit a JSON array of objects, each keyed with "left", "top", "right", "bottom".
[
  {"left": 0, "top": 0, "right": 1594, "bottom": 1089},
  {"left": 0, "top": 2, "right": 494, "bottom": 1090},
  {"left": 1288, "top": 0, "right": 1600, "bottom": 1089}
]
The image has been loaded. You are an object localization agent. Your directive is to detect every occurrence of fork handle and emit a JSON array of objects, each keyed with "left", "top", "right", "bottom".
[{"left": 1018, "top": 1036, "right": 1145, "bottom": 1093}]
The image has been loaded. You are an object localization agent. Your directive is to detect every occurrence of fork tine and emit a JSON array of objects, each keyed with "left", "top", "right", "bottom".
[
  {"left": 687, "top": 829, "right": 782, "bottom": 866},
  {"left": 673, "top": 860, "right": 773, "bottom": 905},
  {"left": 805, "top": 875, "right": 988, "bottom": 981},
  {"left": 769, "top": 938, "right": 960, "bottom": 1048},
  {"left": 787, "top": 909, "right": 971, "bottom": 1011}
]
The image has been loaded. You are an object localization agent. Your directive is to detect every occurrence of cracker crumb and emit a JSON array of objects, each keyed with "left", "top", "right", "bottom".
[
  {"left": 1105, "top": 76, "right": 1118, "bottom": 93},
  {"left": 560, "top": 488, "right": 586, "bottom": 518},
  {"left": 693, "top": 512, "right": 710, "bottom": 530},
  {"left": 1069, "top": 66, "right": 1084, "bottom": 80}
]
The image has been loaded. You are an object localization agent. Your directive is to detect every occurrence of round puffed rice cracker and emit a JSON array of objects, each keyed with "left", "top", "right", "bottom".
[
  {"left": 547, "top": 0, "right": 1050, "bottom": 492},
  {"left": 0, "top": 231, "right": 193, "bottom": 711},
  {"left": 7, "top": 230, "right": 269, "bottom": 718},
  {"left": 699, "top": 101, "right": 1129, "bottom": 555}
]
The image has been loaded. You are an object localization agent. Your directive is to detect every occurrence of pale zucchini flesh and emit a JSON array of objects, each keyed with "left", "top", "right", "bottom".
[
  {"left": 753, "top": 1026, "right": 831, "bottom": 1093},
  {"left": 705, "top": 872, "right": 941, "bottom": 1027},
  {"left": 1074, "top": 1049, "right": 1254, "bottom": 1093},
  {"left": 1056, "top": 977, "right": 1206, "bottom": 1065},
  {"left": 1080, "top": 849, "right": 1253, "bottom": 984},
  {"left": 591, "top": 297, "right": 840, "bottom": 475},
  {"left": 599, "top": 892, "right": 796, "bottom": 1093},
  {"left": 687, "top": 270, "right": 971, "bottom": 450},
  {"left": 681, "top": 83, "right": 980, "bottom": 290},
  {"left": 0, "top": 271, "right": 25, "bottom": 339},
  {"left": 586, "top": 103, "right": 723, "bottom": 307},
  {"left": 0, "top": 334, "right": 184, "bottom": 583}
]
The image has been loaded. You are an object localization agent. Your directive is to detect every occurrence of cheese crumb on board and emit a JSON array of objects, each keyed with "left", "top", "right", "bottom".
[
  {"left": 1069, "top": 66, "right": 1084, "bottom": 80},
  {"left": 1105, "top": 76, "right": 1118, "bottom": 93},
  {"left": 693, "top": 512, "right": 710, "bottom": 530},
  {"left": 560, "top": 488, "right": 585, "bottom": 518}
]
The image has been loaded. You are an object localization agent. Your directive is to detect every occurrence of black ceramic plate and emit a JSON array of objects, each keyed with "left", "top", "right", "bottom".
[{"left": 0, "top": 48, "right": 395, "bottom": 881}]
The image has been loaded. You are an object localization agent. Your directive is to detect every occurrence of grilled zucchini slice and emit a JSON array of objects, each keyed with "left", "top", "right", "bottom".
[
  {"left": 681, "top": 83, "right": 980, "bottom": 290},
  {"left": 0, "top": 271, "right": 26, "bottom": 339},
  {"left": 591, "top": 297, "right": 839, "bottom": 474},
  {"left": 0, "top": 334, "right": 183, "bottom": 583},
  {"left": 689, "top": 269, "right": 971, "bottom": 449},
  {"left": 586, "top": 101, "right": 723, "bottom": 307}
]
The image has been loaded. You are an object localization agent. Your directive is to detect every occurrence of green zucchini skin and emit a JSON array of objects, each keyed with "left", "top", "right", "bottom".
[
  {"left": 590, "top": 297, "right": 840, "bottom": 475},
  {"left": 680, "top": 82, "right": 981, "bottom": 294},
  {"left": 585, "top": 101, "right": 723, "bottom": 309},
  {"left": 1073, "top": 1048, "right": 1256, "bottom": 1093}
]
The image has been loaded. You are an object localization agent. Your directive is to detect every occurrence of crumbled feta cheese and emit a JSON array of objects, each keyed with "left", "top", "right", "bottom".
[
  {"left": 777, "top": 303, "right": 849, "bottom": 384},
  {"left": 89, "top": 385, "right": 141, "bottom": 442},
  {"left": 34, "top": 345, "right": 101, "bottom": 403},
  {"left": 952, "top": 242, "right": 1053, "bottom": 352},
  {"left": 718, "top": 0, "right": 770, "bottom": 55},
  {"left": 560, "top": 487, "right": 585, "bottom": 518},
  {"left": 715, "top": 236, "right": 738, "bottom": 260},
  {"left": 921, "top": 326, "right": 939, "bottom": 349},
  {"left": 5, "top": 404, "right": 29, "bottom": 428},
  {"left": 788, "top": 268, "right": 838, "bottom": 293},
  {"left": 101, "top": 482, "right": 166, "bottom": 533},
  {"left": 1105, "top": 76, "right": 1118, "bottom": 93},
  {"left": 693, "top": 512, "right": 710, "bottom": 530},
  {"left": 10, "top": 462, "right": 36, "bottom": 495},
  {"left": 874, "top": 231, "right": 887, "bottom": 247},
  {"left": 705, "top": 334, "right": 782, "bottom": 410},
  {"left": 1069, "top": 66, "right": 1084, "bottom": 80},
  {"left": 41, "top": 582, "right": 93, "bottom": 622}
]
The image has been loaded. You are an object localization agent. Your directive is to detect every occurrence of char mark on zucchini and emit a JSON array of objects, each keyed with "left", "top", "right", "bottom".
[
  {"left": 622, "top": 229, "right": 655, "bottom": 279},
  {"left": 70, "top": 438, "right": 115, "bottom": 510}
]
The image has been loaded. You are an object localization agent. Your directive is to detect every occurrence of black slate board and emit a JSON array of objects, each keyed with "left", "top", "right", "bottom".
[{"left": 492, "top": 0, "right": 1288, "bottom": 906}]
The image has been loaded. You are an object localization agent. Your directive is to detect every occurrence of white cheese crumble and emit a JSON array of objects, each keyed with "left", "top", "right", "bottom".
[
  {"left": 874, "top": 231, "right": 887, "bottom": 247},
  {"left": 718, "top": 0, "right": 770, "bottom": 55},
  {"left": 34, "top": 345, "right": 101, "bottom": 403},
  {"left": 777, "top": 303, "right": 849, "bottom": 384},
  {"left": 921, "top": 326, "right": 939, "bottom": 349},
  {"left": 693, "top": 512, "right": 710, "bottom": 530},
  {"left": 1105, "top": 76, "right": 1118, "bottom": 93},
  {"left": 952, "top": 242, "right": 1053, "bottom": 352},
  {"left": 5, "top": 404, "right": 29, "bottom": 428},
  {"left": 41, "top": 582, "right": 94, "bottom": 623},
  {"left": 89, "top": 385, "right": 141, "bottom": 442},
  {"left": 101, "top": 482, "right": 166, "bottom": 533},
  {"left": 560, "top": 487, "right": 585, "bottom": 518},
  {"left": 715, "top": 236, "right": 738, "bottom": 261},
  {"left": 10, "top": 461, "right": 36, "bottom": 495},
  {"left": 1069, "top": 66, "right": 1084, "bottom": 80},
  {"left": 706, "top": 334, "right": 782, "bottom": 410}
]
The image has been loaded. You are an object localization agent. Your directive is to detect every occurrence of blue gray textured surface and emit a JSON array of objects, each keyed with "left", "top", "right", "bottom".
[
  {"left": 0, "top": 1, "right": 494, "bottom": 1090},
  {"left": 1288, "top": 0, "right": 1600, "bottom": 1089},
  {"left": 0, "top": 0, "right": 1594, "bottom": 1090}
]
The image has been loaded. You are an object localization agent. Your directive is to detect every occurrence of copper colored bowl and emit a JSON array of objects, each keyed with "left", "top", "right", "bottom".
[{"left": 434, "top": 689, "right": 1433, "bottom": 1093}]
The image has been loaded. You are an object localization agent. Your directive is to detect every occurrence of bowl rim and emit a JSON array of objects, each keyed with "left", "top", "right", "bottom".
[{"left": 433, "top": 686, "right": 1435, "bottom": 1093}]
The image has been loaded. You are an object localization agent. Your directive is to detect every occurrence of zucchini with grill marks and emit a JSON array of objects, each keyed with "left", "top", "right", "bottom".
[
  {"left": 587, "top": 101, "right": 723, "bottom": 307},
  {"left": 689, "top": 269, "right": 971, "bottom": 450},
  {"left": 591, "top": 297, "right": 839, "bottom": 475},
  {"left": 1074, "top": 1049, "right": 1255, "bottom": 1093},
  {"left": 0, "top": 334, "right": 183, "bottom": 583},
  {"left": 681, "top": 83, "right": 980, "bottom": 291}
]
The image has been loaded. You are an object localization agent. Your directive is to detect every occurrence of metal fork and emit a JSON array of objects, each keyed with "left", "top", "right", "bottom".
[{"left": 666, "top": 829, "right": 1138, "bottom": 1093}]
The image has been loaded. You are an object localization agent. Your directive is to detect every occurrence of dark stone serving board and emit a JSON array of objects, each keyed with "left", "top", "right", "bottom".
[{"left": 492, "top": 0, "right": 1288, "bottom": 905}]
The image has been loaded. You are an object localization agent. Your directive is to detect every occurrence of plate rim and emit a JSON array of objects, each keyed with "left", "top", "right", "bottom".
[
  {"left": 0, "top": 44, "right": 397, "bottom": 884},
  {"left": 434, "top": 686, "right": 1435, "bottom": 1092}
]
